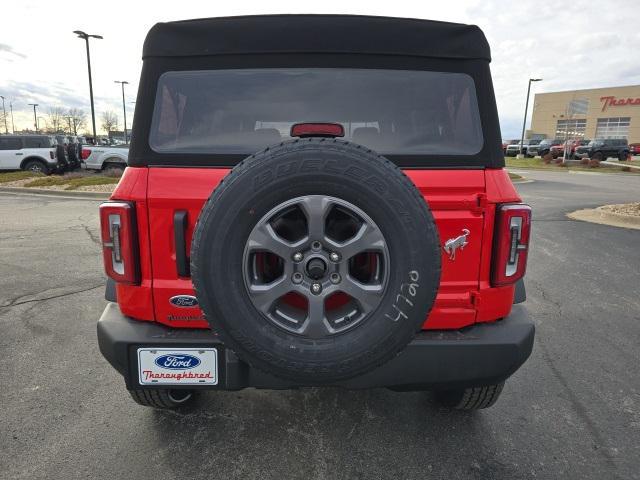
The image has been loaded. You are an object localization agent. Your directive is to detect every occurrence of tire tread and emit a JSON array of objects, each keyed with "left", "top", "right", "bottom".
[
  {"left": 436, "top": 382, "right": 504, "bottom": 410},
  {"left": 128, "top": 389, "right": 193, "bottom": 409}
]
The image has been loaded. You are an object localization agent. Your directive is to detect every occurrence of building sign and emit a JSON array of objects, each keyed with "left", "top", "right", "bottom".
[
  {"left": 600, "top": 95, "right": 640, "bottom": 112},
  {"left": 568, "top": 98, "right": 589, "bottom": 116}
]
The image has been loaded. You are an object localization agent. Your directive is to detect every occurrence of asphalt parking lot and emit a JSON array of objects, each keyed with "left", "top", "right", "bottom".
[{"left": 1, "top": 170, "right": 639, "bottom": 480}]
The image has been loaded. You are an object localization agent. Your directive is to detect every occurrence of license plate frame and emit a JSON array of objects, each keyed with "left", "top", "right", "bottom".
[{"left": 137, "top": 348, "right": 218, "bottom": 386}]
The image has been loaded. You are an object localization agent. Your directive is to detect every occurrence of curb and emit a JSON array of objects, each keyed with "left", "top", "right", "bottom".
[
  {"left": 567, "top": 206, "right": 640, "bottom": 230},
  {"left": 512, "top": 179, "right": 534, "bottom": 184},
  {"left": 601, "top": 160, "right": 640, "bottom": 171},
  {"left": 0, "top": 186, "right": 110, "bottom": 199},
  {"left": 595, "top": 207, "right": 640, "bottom": 227},
  {"left": 567, "top": 170, "right": 610, "bottom": 176}
]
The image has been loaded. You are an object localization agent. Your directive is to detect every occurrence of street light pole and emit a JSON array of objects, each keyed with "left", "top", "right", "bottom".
[
  {"left": 114, "top": 80, "right": 129, "bottom": 144},
  {"left": 74, "top": 30, "right": 103, "bottom": 143},
  {"left": 519, "top": 78, "right": 542, "bottom": 158},
  {"left": 28, "top": 103, "right": 39, "bottom": 132},
  {"left": 0, "top": 96, "right": 7, "bottom": 133}
]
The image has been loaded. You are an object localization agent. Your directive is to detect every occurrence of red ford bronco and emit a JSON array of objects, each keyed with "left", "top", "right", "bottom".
[{"left": 97, "top": 15, "right": 534, "bottom": 410}]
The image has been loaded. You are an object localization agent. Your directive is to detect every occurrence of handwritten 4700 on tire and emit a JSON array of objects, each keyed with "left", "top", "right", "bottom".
[{"left": 190, "top": 139, "right": 442, "bottom": 383}]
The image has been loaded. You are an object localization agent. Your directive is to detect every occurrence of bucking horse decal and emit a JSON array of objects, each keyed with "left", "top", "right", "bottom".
[{"left": 443, "top": 229, "right": 470, "bottom": 260}]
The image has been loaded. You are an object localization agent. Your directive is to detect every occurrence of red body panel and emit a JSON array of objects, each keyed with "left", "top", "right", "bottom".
[
  {"left": 147, "top": 168, "right": 229, "bottom": 328},
  {"left": 110, "top": 166, "right": 521, "bottom": 330},
  {"left": 109, "top": 167, "right": 155, "bottom": 321}
]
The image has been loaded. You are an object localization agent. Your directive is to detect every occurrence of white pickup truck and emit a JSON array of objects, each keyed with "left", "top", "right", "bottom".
[{"left": 81, "top": 145, "right": 128, "bottom": 173}]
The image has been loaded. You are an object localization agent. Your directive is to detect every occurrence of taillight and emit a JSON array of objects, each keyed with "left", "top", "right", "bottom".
[
  {"left": 50, "top": 151, "right": 55, "bottom": 160},
  {"left": 99, "top": 201, "right": 140, "bottom": 285},
  {"left": 491, "top": 204, "right": 532, "bottom": 287},
  {"left": 81, "top": 148, "right": 91, "bottom": 160}
]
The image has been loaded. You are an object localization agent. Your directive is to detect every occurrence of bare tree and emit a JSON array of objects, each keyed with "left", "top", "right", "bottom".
[
  {"left": 0, "top": 110, "right": 8, "bottom": 134},
  {"left": 66, "top": 108, "right": 87, "bottom": 135},
  {"left": 101, "top": 110, "right": 119, "bottom": 136},
  {"left": 47, "top": 107, "right": 66, "bottom": 133}
]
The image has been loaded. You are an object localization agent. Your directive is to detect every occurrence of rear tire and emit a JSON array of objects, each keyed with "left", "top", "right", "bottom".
[
  {"left": 23, "top": 159, "right": 50, "bottom": 175},
  {"left": 435, "top": 382, "right": 504, "bottom": 410},
  {"left": 103, "top": 161, "right": 125, "bottom": 176},
  {"left": 129, "top": 389, "right": 195, "bottom": 409}
]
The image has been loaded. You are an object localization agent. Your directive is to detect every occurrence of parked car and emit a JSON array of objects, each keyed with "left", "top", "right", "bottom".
[
  {"left": 574, "top": 138, "right": 629, "bottom": 161},
  {"left": 505, "top": 139, "right": 538, "bottom": 157},
  {"left": 82, "top": 145, "right": 128, "bottom": 174},
  {"left": 628, "top": 143, "right": 640, "bottom": 155},
  {"left": 0, "top": 134, "right": 59, "bottom": 174},
  {"left": 97, "top": 15, "right": 534, "bottom": 411},
  {"left": 505, "top": 141, "right": 524, "bottom": 157},
  {"left": 503, "top": 139, "right": 519, "bottom": 153},
  {"left": 525, "top": 139, "right": 545, "bottom": 157},
  {"left": 536, "top": 139, "right": 563, "bottom": 158},
  {"left": 54, "top": 135, "right": 70, "bottom": 171},
  {"left": 524, "top": 139, "right": 541, "bottom": 158},
  {"left": 549, "top": 139, "right": 590, "bottom": 159},
  {"left": 570, "top": 139, "right": 590, "bottom": 159},
  {"left": 66, "top": 135, "right": 81, "bottom": 170}
]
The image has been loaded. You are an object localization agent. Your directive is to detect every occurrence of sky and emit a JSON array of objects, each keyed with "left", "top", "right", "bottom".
[{"left": 1, "top": 0, "right": 639, "bottom": 137}]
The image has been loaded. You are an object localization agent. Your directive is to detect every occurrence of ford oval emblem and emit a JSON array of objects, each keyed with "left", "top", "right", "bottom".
[
  {"left": 169, "top": 295, "right": 198, "bottom": 308},
  {"left": 154, "top": 354, "right": 201, "bottom": 370}
]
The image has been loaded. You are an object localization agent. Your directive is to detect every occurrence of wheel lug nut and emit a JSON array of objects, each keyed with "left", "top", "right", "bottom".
[
  {"left": 330, "top": 273, "right": 341, "bottom": 284},
  {"left": 293, "top": 252, "right": 303, "bottom": 262},
  {"left": 311, "top": 283, "right": 322, "bottom": 295},
  {"left": 311, "top": 241, "right": 322, "bottom": 251},
  {"left": 330, "top": 252, "right": 340, "bottom": 262},
  {"left": 292, "top": 272, "right": 303, "bottom": 284}
]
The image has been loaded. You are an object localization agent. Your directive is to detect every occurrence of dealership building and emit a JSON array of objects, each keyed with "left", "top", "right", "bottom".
[{"left": 529, "top": 84, "right": 640, "bottom": 143}]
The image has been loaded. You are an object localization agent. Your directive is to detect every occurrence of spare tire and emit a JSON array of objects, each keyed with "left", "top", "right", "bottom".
[{"left": 191, "top": 138, "right": 441, "bottom": 383}]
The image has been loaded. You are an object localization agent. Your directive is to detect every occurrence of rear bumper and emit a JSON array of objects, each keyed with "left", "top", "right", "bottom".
[{"left": 97, "top": 302, "right": 535, "bottom": 391}]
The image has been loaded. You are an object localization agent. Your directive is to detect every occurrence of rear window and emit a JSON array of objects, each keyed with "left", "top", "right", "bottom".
[
  {"left": 0, "top": 137, "right": 23, "bottom": 150},
  {"left": 149, "top": 68, "right": 483, "bottom": 156}
]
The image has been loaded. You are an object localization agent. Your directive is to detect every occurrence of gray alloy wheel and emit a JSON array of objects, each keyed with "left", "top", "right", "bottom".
[
  {"left": 243, "top": 195, "right": 389, "bottom": 338},
  {"left": 24, "top": 159, "right": 48, "bottom": 175}
]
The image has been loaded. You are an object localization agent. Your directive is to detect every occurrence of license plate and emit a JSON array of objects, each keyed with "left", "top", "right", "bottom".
[{"left": 137, "top": 348, "right": 218, "bottom": 385}]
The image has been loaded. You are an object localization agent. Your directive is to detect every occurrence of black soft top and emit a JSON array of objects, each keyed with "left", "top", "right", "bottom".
[{"left": 143, "top": 15, "right": 491, "bottom": 61}]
